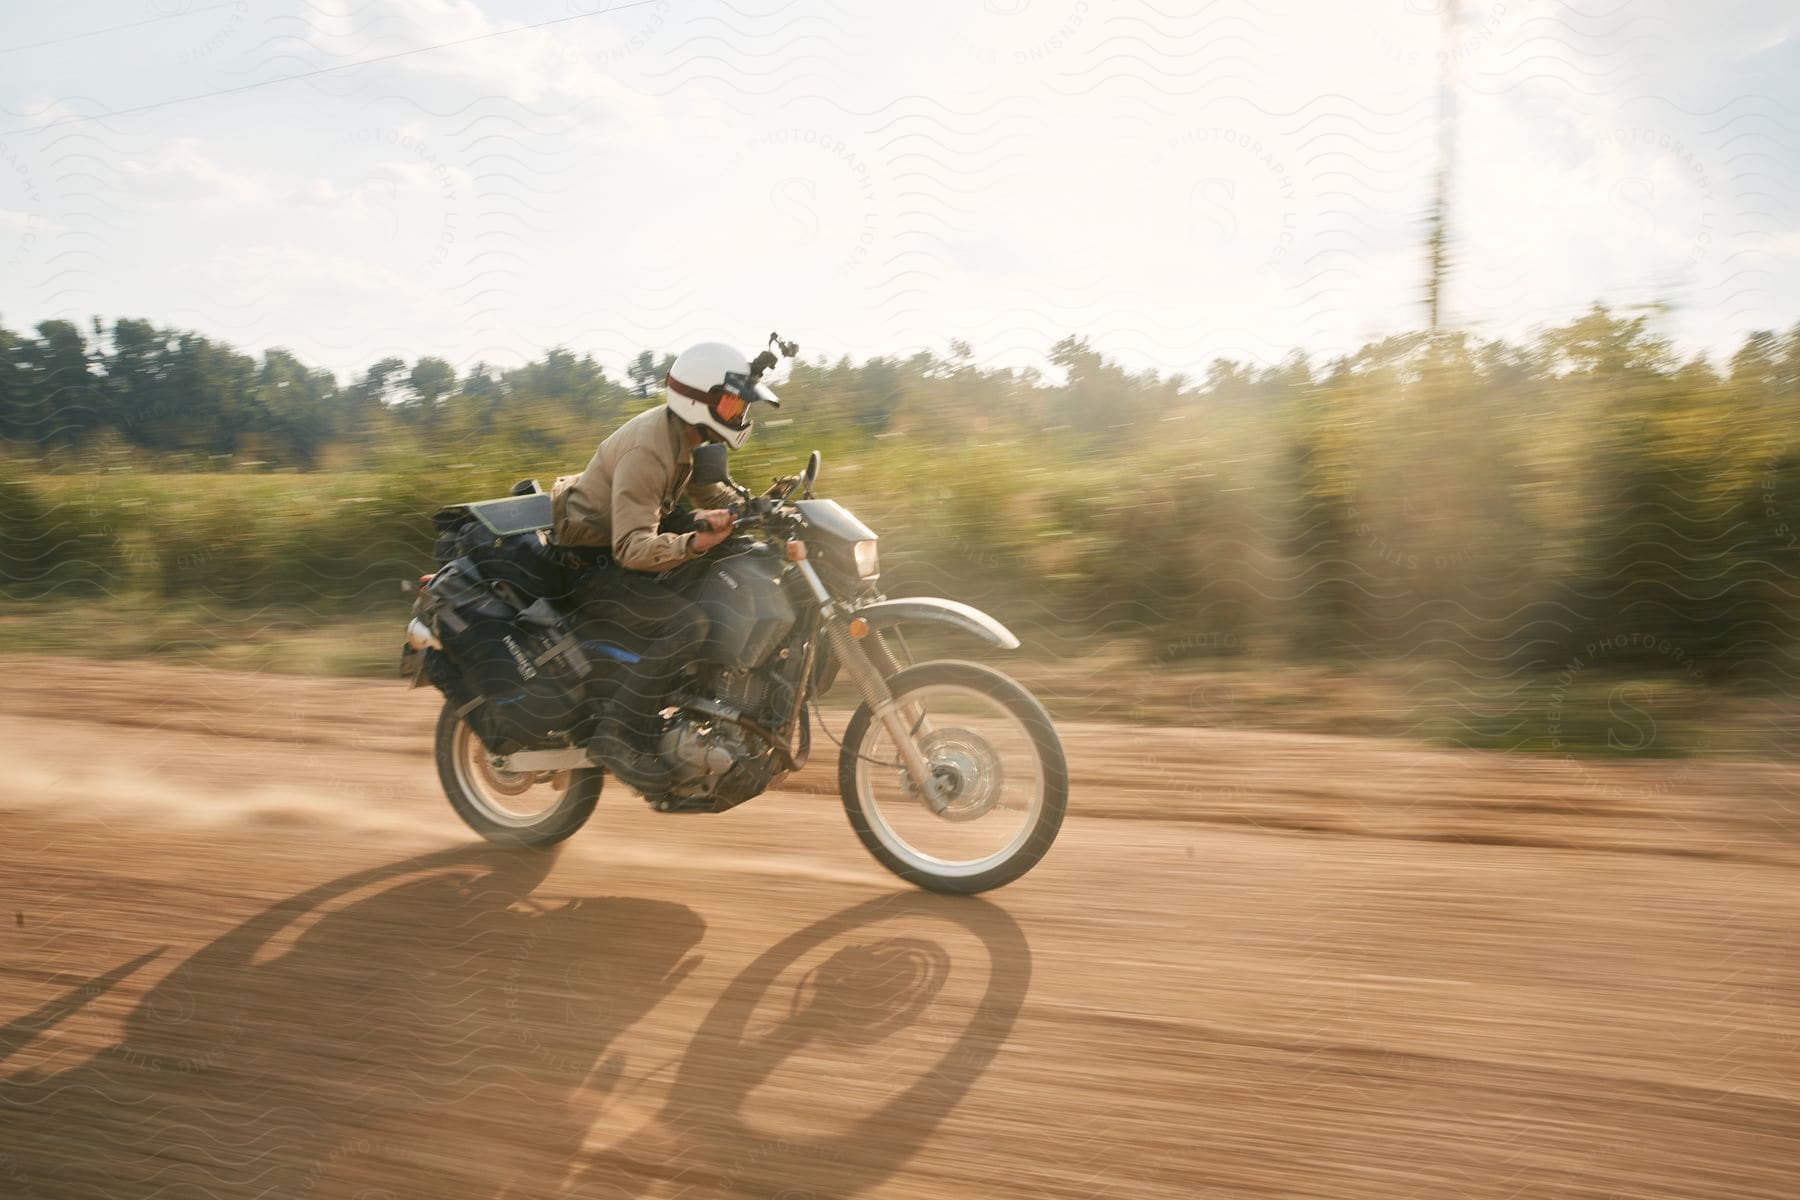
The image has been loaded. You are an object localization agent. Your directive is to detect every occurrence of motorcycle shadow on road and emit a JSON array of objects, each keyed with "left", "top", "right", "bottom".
[
  {"left": 0, "top": 845, "right": 703, "bottom": 1198},
  {"left": 0, "top": 848, "right": 1032, "bottom": 1200},
  {"left": 567, "top": 891, "right": 1033, "bottom": 1199}
]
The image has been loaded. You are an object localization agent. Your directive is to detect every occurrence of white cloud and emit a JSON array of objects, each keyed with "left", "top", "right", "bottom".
[
  {"left": 305, "top": 0, "right": 667, "bottom": 138},
  {"left": 121, "top": 138, "right": 279, "bottom": 210}
]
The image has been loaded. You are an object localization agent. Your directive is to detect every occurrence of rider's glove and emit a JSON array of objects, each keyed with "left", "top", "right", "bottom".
[{"left": 658, "top": 508, "right": 701, "bottom": 535}]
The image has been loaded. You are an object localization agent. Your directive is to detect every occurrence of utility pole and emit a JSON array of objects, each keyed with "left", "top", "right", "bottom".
[{"left": 1426, "top": 0, "right": 1461, "bottom": 333}]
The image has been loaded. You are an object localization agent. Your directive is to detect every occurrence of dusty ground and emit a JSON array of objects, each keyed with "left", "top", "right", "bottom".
[{"left": 0, "top": 656, "right": 1796, "bottom": 1199}]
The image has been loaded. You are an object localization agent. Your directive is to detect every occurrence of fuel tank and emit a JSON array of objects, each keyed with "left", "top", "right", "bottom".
[{"left": 693, "top": 544, "right": 796, "bottom": 669}]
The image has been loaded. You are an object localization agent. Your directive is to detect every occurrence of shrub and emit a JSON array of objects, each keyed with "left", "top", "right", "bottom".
[{"left": 0, "top": 472, "right": 122, "bottom": 596}]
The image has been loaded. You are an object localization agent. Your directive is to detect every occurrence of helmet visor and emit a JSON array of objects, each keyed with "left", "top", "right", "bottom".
[
  {"left": 668, "top": 372, "right": 757, "bottom": 431},
  {"left": 722, "top": 370, "right": 780, "bottom": 410},
  {"left": 711, "top": 386, "right": 747, "bottom": 426}
]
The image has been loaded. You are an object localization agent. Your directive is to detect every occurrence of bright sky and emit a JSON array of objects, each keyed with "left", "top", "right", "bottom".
[{"left": 1, "top": 1, "right": 1795, "bottom": 382}]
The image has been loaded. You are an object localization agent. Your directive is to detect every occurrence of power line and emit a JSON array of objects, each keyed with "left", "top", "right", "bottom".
[
  {"left": 2, "top": 0, "right": 664, "bottom": 137},
  {"left": 0, "top": 1, "right": 242, "bottom": 57}
]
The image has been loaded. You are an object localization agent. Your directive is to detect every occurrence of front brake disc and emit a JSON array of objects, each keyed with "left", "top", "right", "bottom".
[{"left": 916, "top": 727, "right": 1004, "bottom": 821}]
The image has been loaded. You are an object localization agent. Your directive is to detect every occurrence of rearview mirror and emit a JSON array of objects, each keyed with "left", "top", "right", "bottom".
[
  {"left": 691, "top": 442, "right": 731, "bottom": 487},
  {"left": 801, "top": 450, "right": 821, "bottom": 497}
]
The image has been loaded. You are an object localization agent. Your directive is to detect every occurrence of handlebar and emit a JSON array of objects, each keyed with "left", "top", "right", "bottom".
[
  {"left": 697, "top": 460, "right": 812, "bottom": 542},
  {"left": 721, "top": 494, "right": 801, "bottom": 535},
  {"left": 729, "top": 496, "right": 777, "bottom": 530}
]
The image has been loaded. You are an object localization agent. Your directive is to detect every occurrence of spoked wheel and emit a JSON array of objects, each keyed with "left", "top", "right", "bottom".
[
  {"left": 838, "top": 660, "right": 1067, "bottom": 894},
  {"left": 434, "top": 701, "right": 602, "bottom": 847}
]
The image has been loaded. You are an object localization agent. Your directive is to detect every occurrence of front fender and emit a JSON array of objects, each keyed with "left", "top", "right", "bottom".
[{"left": 850, "top": 596, "right": 1021, "bottom": 651}]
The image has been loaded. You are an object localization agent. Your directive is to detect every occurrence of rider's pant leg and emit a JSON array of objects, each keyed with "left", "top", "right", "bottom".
[{"left": 576, "top": 567, "right": 709, "bottom": 740}]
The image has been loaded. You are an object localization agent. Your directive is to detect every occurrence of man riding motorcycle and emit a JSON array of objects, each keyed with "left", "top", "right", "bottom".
[{"left": 548, "top": 340, "right": 775, "bottom": 791}]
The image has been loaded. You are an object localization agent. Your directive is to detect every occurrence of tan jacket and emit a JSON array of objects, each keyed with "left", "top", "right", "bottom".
[{"left": 550, "top": 406, "right": 737, "bottom": 571}]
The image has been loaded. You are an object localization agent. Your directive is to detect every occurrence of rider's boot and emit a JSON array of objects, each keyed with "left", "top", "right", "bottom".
[{"left": 588, "top": 711, "right": 674, "bottom": 794}]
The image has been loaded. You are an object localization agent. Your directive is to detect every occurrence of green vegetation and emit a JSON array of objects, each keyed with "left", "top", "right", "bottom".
[{"left": 3, "top": 309, "right": 1799, "bottom": 754}]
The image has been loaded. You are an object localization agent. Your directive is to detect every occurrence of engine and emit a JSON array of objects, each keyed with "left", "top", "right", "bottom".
[
  {"left": 660, "top": 715, "right": 742, "bottom": 790},
  {"left": 713, "top": 667, "right": 773, "bottom": 718},
  {"left": 645, "top": 655, "right": 794, "bottom": 811},
  {"left": 656, "top": 710, "right": 779, "bottom": 809}
]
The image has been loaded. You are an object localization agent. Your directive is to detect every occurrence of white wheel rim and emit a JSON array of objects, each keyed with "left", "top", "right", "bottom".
[
  {"left": 853, "top": 684, "right": 1045, "bottom": 879},
  {"left": 450, "top": 720, "right": 569, "bottom": 828}
]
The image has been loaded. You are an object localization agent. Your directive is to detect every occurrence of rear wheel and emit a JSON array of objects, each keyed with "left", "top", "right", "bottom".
[
  {"left": 435, "top": 701, "right": 602, "bottom": 847},
  {"left": 838, "top": 661, "right": 1067, "bottom": 894}
]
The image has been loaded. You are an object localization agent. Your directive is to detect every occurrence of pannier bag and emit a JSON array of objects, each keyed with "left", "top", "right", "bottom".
[
  {"left": 422, "top": 555, "right": 591, "bottom": 754},
  {"left": 432, "top": 513, "right": 572, "bottom": 606}
]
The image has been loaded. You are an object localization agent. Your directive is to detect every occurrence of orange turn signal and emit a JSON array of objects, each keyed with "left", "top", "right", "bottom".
[
  {"left": 847, "top": 617, "right": 870, "bottom": 640},
  {"left": 784, "top": 540, "right": 808, "bottom": 561}
]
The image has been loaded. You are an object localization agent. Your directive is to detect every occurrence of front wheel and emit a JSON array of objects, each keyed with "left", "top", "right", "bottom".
[
  {"left": 435, "top": 701, "right": 602, "bottom": 847},
  {"left": 838, "top": 660, "right": 1067, "bottom": 894}
]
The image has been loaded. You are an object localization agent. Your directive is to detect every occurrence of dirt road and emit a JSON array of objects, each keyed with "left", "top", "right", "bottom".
[{"left": 1, "top": 657, "right": 1796, "bottom": 1199}]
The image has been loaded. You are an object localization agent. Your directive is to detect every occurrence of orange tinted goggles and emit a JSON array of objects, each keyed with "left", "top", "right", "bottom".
[
  {"left": 667, "top": 373, "right": 752, "bottom": 428},
  {"left": 711, "top": 388, "right": 747, "bottom": 424}
]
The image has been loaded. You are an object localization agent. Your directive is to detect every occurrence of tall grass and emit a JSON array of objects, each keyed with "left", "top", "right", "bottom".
[{"left": 4, "top": 311, "right": 1799, "bottom": 749}]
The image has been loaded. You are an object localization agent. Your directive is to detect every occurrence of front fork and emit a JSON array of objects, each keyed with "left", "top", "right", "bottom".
[{"left": 796, "top": 560, "right": 948, "bottom": 811}]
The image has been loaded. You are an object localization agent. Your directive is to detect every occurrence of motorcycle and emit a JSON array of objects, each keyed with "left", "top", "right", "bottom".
[{"left": 400, "top": 443, "right": 1066, "bottom": 895}]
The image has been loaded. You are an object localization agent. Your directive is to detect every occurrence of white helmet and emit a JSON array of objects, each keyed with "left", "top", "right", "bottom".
[{"left": 664, "top": 341, "right": 780, "bottom": 451}]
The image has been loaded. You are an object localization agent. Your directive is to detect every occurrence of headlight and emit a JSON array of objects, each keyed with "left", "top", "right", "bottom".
[{"left": 852, "top": 539, "right": 879, "bottom": 579}]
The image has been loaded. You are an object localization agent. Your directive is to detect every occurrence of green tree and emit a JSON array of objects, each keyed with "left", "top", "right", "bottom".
[
  {"left": 1048, "top": 335, "right": 1154, "bottom": 433},
  {"left": 103, "top": 318, "right": 177, "bottom": 448},
  {"left": 457, "top": 362, "right": 508, "bottom": 427},
  {"left": 252, "top": 349, "right": 337, "bottom": 467},
  {"left": 505, "top": 348, "right": 623, "bottom": 420},
  {"left": 627, "top": 349, "right": 660, "bottom": 399},
  {"left": 21, "top": 320, "right": 101, "bottom": 447},
  {"left": 345, "top": 357, "right": 406, "bottom": 424},
  {"left": 0, "top": 320, "right": 29, "bottom": 444},
  {"left": 403, "top": 356, "right": 457, "bottom": 426}
]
